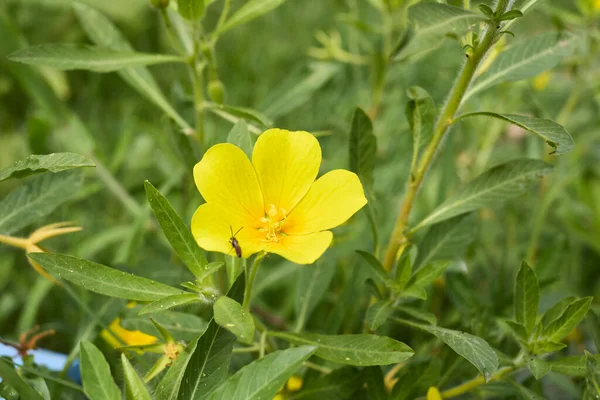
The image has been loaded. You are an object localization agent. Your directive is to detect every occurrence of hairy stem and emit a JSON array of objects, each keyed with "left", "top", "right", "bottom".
[{"left": 382, "top": 0, "right": 512, "bottom": 271}]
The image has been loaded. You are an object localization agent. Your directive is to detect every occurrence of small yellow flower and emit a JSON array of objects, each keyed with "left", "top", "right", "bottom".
[
  {"left": 191, "top": 129, "right": 367, "bottom": 264},
  {"left": 427, "top": 386, "right": 443, "bottom": 400},
  {"left": 286, "top": 376, "right": 303, "bottom": 392},
  {"left": 533, "top": 71, "right": 551, "bottom": 91}
]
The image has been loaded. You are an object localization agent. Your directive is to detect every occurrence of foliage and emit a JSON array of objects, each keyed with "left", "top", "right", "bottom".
[{"left": 1, "top": 0, "right": 599, "bottom": 399}]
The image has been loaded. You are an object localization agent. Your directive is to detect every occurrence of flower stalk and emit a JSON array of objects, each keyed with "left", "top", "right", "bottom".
[
  {"left": 243, "top": 251, "right": 267, "bottom": 310},
  {"left": 382, "top": 0, "right": 512, "bottom": 271}
]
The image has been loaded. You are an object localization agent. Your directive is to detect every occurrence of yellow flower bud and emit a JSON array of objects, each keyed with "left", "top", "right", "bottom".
[
  {"left": 533, "top": 71, "right": 550, "bottom": 91},
  {"left": 427, "top": 386, "right": 443, "bottom": 400},
  {"left": 286, "top": 376, "right": 303, "bottom": 392}
]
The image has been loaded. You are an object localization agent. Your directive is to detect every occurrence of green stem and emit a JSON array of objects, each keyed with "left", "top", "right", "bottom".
[
  {"left": 190, "top": 59, "right": 205, "bottom": 149},
  {"left": 243, "top": 251, "right": 267, "bottom": 310},
  {"left": 382, "top": 0, "right": 511, "bottom": 271},
  {"left": 213, "top": 0, "right": 231, "bottom": 41},
  {"left": 440, "top": 366, "right": 516, "bottom": 398}
]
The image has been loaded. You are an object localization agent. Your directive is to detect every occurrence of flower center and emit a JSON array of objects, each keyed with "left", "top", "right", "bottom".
[{"left": 259, "top": 204, "right": 287, "bottom": 242}]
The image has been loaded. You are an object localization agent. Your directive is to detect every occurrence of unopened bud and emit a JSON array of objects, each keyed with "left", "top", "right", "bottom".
[
  {"left": 208, "top": 80, "right": 225, "bottom": 104},
  {"left": 150, "top": 0, "right": 170, "bottom": 9}
]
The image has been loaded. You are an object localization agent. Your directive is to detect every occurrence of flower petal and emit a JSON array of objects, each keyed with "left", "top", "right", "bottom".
[
  {"left": 252, "top": 129, "right": 321, "bottom": 214},
  {"left": 284, "top": 170, "right": 367, "bottom": 234},
  {"left": 191, "top": 203, "right": 265, "bottom": 258},
  {"left": 194, "top": 143, "right": 264, "bottom": 223},
  {"left": 266, "top": 231, "right": 333, "bottom": 264}
]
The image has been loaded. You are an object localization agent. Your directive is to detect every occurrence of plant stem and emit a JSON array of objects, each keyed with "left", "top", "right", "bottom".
[
  {"left": 190, "top": 59, "right": 205, "bottom": 149},
  {"left": 382, "top": 0, "right": 511, "bottom": 271},
  {"left": 441, "top": 366, "right": 516, "bottom": 398},
  {"left": 243, "top": 251, "right": 267, "bottom": 310}
]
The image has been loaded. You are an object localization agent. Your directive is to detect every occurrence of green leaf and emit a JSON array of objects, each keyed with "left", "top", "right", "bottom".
[
  {"left": 586, "top": 310, "right": 600, "bottom": 351},
  {"left": 80, "top": 341, "right": 120, "bottom": 400},
  {"left": 356, "top": 250, "right": 396, "bottom": 290},
  {"left": 465, "top": 32, "right": 577, "bottom": 100},
  {"left": 213, "top": 296, "right": 255, "bottom": 345},
  {"left": 121, "top": 312, "right": 207, "bottom": 341},
  {"left": 413, "top": 159, "right": 553, "bottom": 230},
  {"left": 217, "top": 0, "right": 286, "bottom": 34},
  {"left": 73, "top": 3, "right": 191, "bottom": 130},
  {"left": 0, "top": 152, "right": 94, "bottom": 182},
  {"left": 509, "top": 381, "right": 545, "bottom": 400},
  {"left": 505, "top": 320, "right": 528, "bottom": 343},
  {"left": 8, "top": 44, "right": 185, "bottom": 72},
  {"left": 497, "top": 10, "right": 523, "bottom": 21},
  {"left": 413, "top": 214, "right": 474, "bottom": 269},
  {"left": 540, "top": 296, "right": 577, "bottom": 328},
  {"left": 144, "top": 181, "right": 208, "bottom": 278},
  {"left": 525, "top": 357, "right": 552, "bottom": 379},
  {"left": 514, "top": 261, "right": 539, "bottom": 335},
  {"left": 206, "top": 346, "right": 316, "bottom": 400},
  {"left": 178, "top": 274, "right": 245, "bottom": 398},
  {"left": 394, "top": 251, "right": 412, "bottom": 291},
  {"left": 139, "top": 294, "right": 202, "bottom": 315},
  {"left": 533, "top": 340, "right": 567, "bottom": 354},
  {"left": 206, "top": 103, "right": 272, "bottom": 127},
  {"left": 121, "top": 354, "right": 152, "bottom": 400},
  {"left": 0, "top": 171, "right": 82, "bottom": 234},
  {"left": 177, "top": 0, "right": 204, "bottom": 20},
  {"left": 456, "top": 112, "right": 574, "bottom": 155},
  {"left": 541, "top": 297, "right": 593, "bottom": 342},
  {"left": 478, "top": 4, "right": 494, "bottom": 17},
  {"left": 0, "top": 359, "right": 44, "bottom": 400},
  {"left": 397, "top": 3, "right": 485, "bottom": 60},
  {"left": 548, "top": 355, "right": 589, "bottom": 377},
  {"left": 29, "top": 253, "right": 185, "bottom": 301},
  {"left": 269, "top": 332, "right": 413, "bottom": 366},
  {"left": 295, "top": 261, "right": 336, "bottom": 332},
  {"left": 401, "top": 320, "right": 499, "bottom": 380},
  {"left": 227, "top": 120, "right": 254, "bottom": 158},
  {"left": 366, "top": 300, "right": 394, "bottom": 331},
  {"left": 349, "top": 108, "right": 377, "bottom": 190},
  {"left": 586, "top": 350, "right": 600, "bottom": 397},
  {"left": 405, "top": 86, "right": 436, "bottom": 168},
  {"left": 155, "top": 337, "right": 199, "bottom": 400},
  {"left": 403, "top": 261, "right": 450, "bottom": 300}
]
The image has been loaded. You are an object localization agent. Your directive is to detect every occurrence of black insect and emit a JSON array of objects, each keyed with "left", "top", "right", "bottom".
[{"left": 229, "top": 226, "right": 243, "bottom": 258}]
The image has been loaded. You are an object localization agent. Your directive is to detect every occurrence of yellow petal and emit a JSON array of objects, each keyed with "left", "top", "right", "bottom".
[
  {"left": 252, "top": 129, "right": 321, "bottom": 214},
  {"left": 284, "top": 170, "right": 367, "bottom": 235},
  {"left": 427, "top": 386, "right": 443, "bottom": 400},
  {"left": 191, "top": 203, "right": 265, "bottom": 258},
  {"left": 266, "top": 231, "right": 332, "bottom": 264},
  {"left": 194, "top": 143, "right": 264, "bottom": 223}
]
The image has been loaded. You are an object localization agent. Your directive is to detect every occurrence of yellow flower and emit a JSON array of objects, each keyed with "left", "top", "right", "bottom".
[
  {"left": 100, "top": 318, "right": 158, "bottom": 348},
  {"left": 427, "top": 386, "right": 443, "bottom": 400},
  {"left": 286, "top": 376, "right": 303, "bottom": 392},
  {"left": 191, "top": 129, "right": 367, "bottom": 264}
]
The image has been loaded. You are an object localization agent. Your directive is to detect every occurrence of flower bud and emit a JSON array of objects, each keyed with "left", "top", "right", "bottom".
[{"left": 208, "top": 80, "right": 226, "bottom": 104}]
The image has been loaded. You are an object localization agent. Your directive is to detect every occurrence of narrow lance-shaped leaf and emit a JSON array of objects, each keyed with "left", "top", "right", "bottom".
[
  {"left": 206, "top": 103, "right": 272, "bottom": 128},
  {"left": 413, "top": 159, "right": 553, "bottom": 230},
  {"left": 349, "top": 107, "right": 377, "bottom": 190},
  {"left": 540, "top": 296, "right": 577, "bottom": 327},
  {"left": 366, "top": 300, "right": 394, "bottom": 331},
  {"left": 139, "top": 294, "right": 202, "bottom": 315},
  {"left": 80, "top": 341, "right": 121, "bottom": 400},
  {"left": 542, "top": 297, "right": 593, "bottom": 342},
  {"left": 8, "top": 44, "right": 186, "bottom": 73},
  {"left": 73, "top": 3, "right": 191, "bottom": 130},
  {"left": 206, "top": 346, "right": 316, "bottom": 400},
  {"left": 269, "top": 332, "right": 414, "bottom": 366},
  {"left": 0, "top": 152, "right": 94, "bottom": 182},
  {"left": 356, "top": 250, "right": 397, "bottom": 290},
  {"left": 396, "top": 319, "right": 499, "bottom": 380},
  {"left": 402, "top": 261, "right": 450, "bottom": 300},
  {"left": 29, "top": 253, "right": 185, "bottom": 301},
  {"left": 144, "top": 181, "right": 208, "bottom": 278},
  {"left": 0, "top": 171, "right": 83, "bottom": 234},
  {"left": 514, "top": 261, "right": 539, "bottom": 335},
  {"left": 0, "top": 359, "right": 44, "bottom": 400},
  {"left": 405, "top": 86, "right": 436, "bottom": 168},
  {"left": 456, "top": 112, "right": 574, "bottom": 155},
  {"left": 217, "top": 0, "right": 286, "bottom": 35},
  {"left": 177, "top": 274, "right": 245, "bottom": 399},
  {"left": 464, "top": 31, "right": 577, "bottom": 101},
  {"left": 213, "top": 296, "right": 255, "bottom": 345},
  {"left": 121, "top": 354, "right": 153, "bottom": 400}
]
